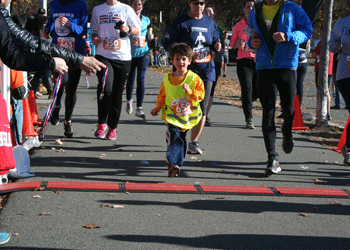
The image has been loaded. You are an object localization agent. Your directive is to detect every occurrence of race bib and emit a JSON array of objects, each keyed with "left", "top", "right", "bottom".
[
  {"left": 103, "top": 39, "right": 121, "bottom": 50},
  {"left": 171, "top": 97, "right": 193, "bottom": 117},
  {"left": 193, "top": 48, "right": 211, "bottom": 63},
  {"left": 132, "top": 36, "right": 146, "bottom": 47},
  {"left": 57, "top": 37, "right": 75, "bottom": 51}
]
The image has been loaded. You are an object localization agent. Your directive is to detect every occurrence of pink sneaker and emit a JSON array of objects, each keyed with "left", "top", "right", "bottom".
[
  {"left": 94, "top": 123, "right": 107, "bottom": 138},
  {"left": 106, "top": 128, "right": 117, "bottom": 140}
]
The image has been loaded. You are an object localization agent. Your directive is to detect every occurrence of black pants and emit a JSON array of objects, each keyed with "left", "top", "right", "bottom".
[
  {"left": 53, "top": 68, "right": 82, "bottom": 121},
  {"left": 95, "top": 55, "right": 131, "bottom": 129},
  {"left": 257, "top": 69, "right": 296, "bottom": 159},
  {"left": 30, "top": 70, "right": 53, "bottom": 96},
  {"left": 237, "top": 58, "right": 258, "bottom": 121},
  {"left": 336, "top": 77, "right": 350, "bottom": 148}
]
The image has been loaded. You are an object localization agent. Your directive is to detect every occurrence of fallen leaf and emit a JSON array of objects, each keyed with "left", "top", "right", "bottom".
[
  {"left": 10, "top": 233, "right": 19, "bottom": 236},
  {"left": 129, "top": 154, "right": 132, "bottom": 157},
  {"left": 34, "top": 187, "right": 45, "bottom": 191},
  {"left": 55, "top": 139, "right": 63, "bottom": 145},
  {"left": 33, "top": 195, "right": 41, "bottom": 198},
  {"left": 193, "top": 182, "right": 201, "bottom": 184},
  {"left": 100, "top": 204, "right": 111, "bottom": 208},
  {"left": 51, "top": 147, "right": 56, "bottom": 150},
  {"left": 190, "top": 156, "right": 197, "bottom": 160},
  {"left": 83, "top": 224, "right": 101, "bottom": 229},
  {"left": 56, "top": 148, "right": 65, "bottom": 152},
  {"left": 299, "top": 213, "right": 310, "bottom": 217},
  {"left": 39, "top": 212, "right": 53, "bottom": 216},
  {"left": 53, "top": 189, "right": 63, "bottom": 194},
  {"left": 157, "top": 214, "right": 161, "bottom": 217},
  {"left": 329, "top": 201, "right": 342, "bottom": 207},
  {"left": 314, "top": 179, "right": 329, "bottom": 184},
  {"left": 216, "top": 197, "right": 226, "bottom": 200}
]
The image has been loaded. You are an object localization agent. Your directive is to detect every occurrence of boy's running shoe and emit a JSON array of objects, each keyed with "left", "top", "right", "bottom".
[
  {"left": 341, "top": 145, "right": 350, "bottom": 166},
  {"left": 106, "top": 128, "right": 117, "bottom": 140},
  {"left": 168, "top": 165, "right": 180, "bottom": 177},
  {"left": 135, "top": 108, "right": 146, "bottom": 119},
  {"left": 126, "top": 100, "right": 133, "bottom": 114},
  {"left": 187, "top": 140, "right": 203, "bottom": 155},
  {"left": 264, "top": 157, "right": 281, "bottom": 177},
  {"left": 63, "top": 120, "right": 74, "bottom": 138},
  {"left": 94, "top": 123, "right": 107, "bottom": 138}
]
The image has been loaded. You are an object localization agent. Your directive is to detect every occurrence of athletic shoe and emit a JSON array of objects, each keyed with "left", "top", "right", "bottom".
[
  {"left": 223, "top": 74, "right": 226, "bottom": 77},
  {"left": 126, "top": 100, "right": 133, "bottom": 114},
  {"left": 281, "top": 123, "right": 294, "bottom": 154},
  {"left": 245, "top": 118, "right": 255, "bottom": 129},
  {"left": 341, "top": 145, "right": 350, "bottom": 166},
  {"left": 327, "top": 114, "right": 332, "bottom": 120},
  {"left": 94, "top": 123, "right": 107, "bottom": 138},
  {"left": 106, "top": 128, "right": 117, "bottom": 140},
  {"left": 264, "top": 157, "right": 281, "bottom": 177},
  {"left": 35, "top": 92, "right": 42, "bottom": 98},
  {"left": 205, "top": 119, "right": 211, "bottom": 126},
  {"left": 168, "top": 165, "right": 180, "bottom": 177},
  {"left": 0, "top": 233, "right": 10, "bottom": 245},
  {"left": 63, "top": 121, "right": 74, "bottom": 138},
  {"left": 135, "top": 108, "right": 145, "bottom": 119},
  {"left": 50, "top": 106, "right": 60, "bottom": 126},
  {"left": 330, "top": 105, "right": 340, "bottom": 109},
  {"left": 187, "top": 140, "right": 203, "bottom": 155}
]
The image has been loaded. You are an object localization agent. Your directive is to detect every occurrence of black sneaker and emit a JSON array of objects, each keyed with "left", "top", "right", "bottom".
[
  {"left": 330, "top": 105, "right": 340, "bottom": 109},
  {"left": 168, "top": 165, "right": 180, "bottom": 177},
  {"left": 50, "top": 106, "right": 60, "bottom": 126},
  {"left": 63, "top": 121, "right": 74, "bottom": 138},
  {"left": 264, "top": 157, "right": 281, "bottom": 177},
  {"left": 281, "top": 123, "right": 294, "bottom": 154}
]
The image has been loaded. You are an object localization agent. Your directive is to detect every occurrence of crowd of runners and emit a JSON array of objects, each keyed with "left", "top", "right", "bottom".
[{"left": 1, "top": 0, "right": 350, "bottom": 181}]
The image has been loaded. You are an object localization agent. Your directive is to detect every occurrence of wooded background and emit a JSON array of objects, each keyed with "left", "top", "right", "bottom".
[{"left": 10, "top": 0, "right": 350, "bottom": 39}]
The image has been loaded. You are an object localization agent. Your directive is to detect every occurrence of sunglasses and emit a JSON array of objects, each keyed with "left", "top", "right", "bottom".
[{"left": 192, "top": 1, "right": 205, "bottom": 6}]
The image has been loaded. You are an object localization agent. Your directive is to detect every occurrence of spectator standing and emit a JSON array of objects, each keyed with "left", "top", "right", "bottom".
[
  {"left": 151, "top": 43, "right": 204, "bottom": 177},
  {"left": 125, "top": 0, "right": 153, "bottom": 119},
  {"left": 44, "top": 0, "right": 89, "bottom": 138},
  {"left": 91, "top": 0, "right": 141, "bottom": 140},
  {"left": 203, "top": 4, "right": 223, "bottom": 127},
  {"left": 329, "top": 15, "right": 350, "bottom": 165},
  {"left": 163, "top": 0, "right": 221, "bottom": 155},
  {"left": 221, "top": 31, "right": 230, "bottom": 77},
  {"left": 248, "top": 0, "right": 312, "bottom": 176},
  {"left": 150, "top": 36, "right": 160, "bottom": 66},
  {"left": 230, "top": 0, "right": 257, "bottom": 129}
]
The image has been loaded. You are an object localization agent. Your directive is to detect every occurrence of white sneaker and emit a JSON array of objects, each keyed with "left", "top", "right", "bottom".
[
  {"left": 126, "top": 100, "right": 133, "bottom": 114},
  {"left": 135, "top": 108, "right": 145, "bottom": 118},
  {"left": 264, "top": 157, "right": 281, "bottom": 177},
  {"left": 35, "top": 92, "right": 42, "bottom": 98},
  {"left": 187, "top": 141, "right": 203, "bottom": 155}
]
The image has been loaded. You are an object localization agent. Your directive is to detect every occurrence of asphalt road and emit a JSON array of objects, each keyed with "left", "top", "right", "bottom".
[{"left": 0, "top": 69, "right": 349, "bottom": 249}]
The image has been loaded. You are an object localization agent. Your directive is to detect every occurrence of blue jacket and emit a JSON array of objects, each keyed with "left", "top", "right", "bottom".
[{"left": 248, "top": 0, "right": 313, "bottom": 70}]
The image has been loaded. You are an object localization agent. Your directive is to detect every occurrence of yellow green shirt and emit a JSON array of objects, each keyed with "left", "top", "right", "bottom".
[{"left": 262, "top": 1, "right": 280, "bottom": 30}]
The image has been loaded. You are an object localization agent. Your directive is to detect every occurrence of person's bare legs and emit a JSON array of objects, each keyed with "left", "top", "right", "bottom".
[{"left": 191, "top": 115, "right": 206, "bottom": 141}]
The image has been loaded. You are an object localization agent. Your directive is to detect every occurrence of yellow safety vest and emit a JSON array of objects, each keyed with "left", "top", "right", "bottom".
[{"left": 162, "top": 70, "right": 202, "bottom": 129}]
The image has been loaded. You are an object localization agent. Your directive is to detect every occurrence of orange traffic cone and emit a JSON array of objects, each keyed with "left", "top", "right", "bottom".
[
  {"left": 292, "top": 95, "right": 309, "bottom": 130},
  {"left": 22, "top": 98, "right": 38, "bottom": 137},
  {"left": 332, "top": 115, "right": 350, "bottom": 154},
  {"left": 28, "top": 90, "right": 42, "bottom": 125}
]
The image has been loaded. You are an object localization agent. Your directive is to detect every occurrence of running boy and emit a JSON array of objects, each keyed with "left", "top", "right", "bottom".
[{"left": 151, "top": 43, "right": 204, "bottom": 177}]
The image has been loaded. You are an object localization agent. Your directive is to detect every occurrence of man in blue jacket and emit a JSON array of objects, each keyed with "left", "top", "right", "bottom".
[{"left": 248, "top": 0, "right": 312, "bottom": 176}]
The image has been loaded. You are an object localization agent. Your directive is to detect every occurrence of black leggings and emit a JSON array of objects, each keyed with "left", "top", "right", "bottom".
[
  {"left": 257, "top": 69, "right": 296, "bottom": 159},
  {"left": 336, "top": 77, "right": 350, "bottom": 148},
  {"left": 54, "top": 68, "right": 82, "bottom": 121},
  {"left": 237, "top": 58, "right": 258, "bottom": 121},
  {"left": 95, "top": 55, "right": 131, "bottom": 129}
]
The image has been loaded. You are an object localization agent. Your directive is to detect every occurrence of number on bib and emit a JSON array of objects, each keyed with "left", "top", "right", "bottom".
[
  {"left": 171, "top": 97, "right": 193, "bottom": 117},
  {"left": 103, "top": 39, "right": 121, "bottom": 50}
]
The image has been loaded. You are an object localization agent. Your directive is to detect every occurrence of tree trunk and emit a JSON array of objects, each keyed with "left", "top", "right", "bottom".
[{"left": 316, "top": 0, "right": 334, "bottom": 127}]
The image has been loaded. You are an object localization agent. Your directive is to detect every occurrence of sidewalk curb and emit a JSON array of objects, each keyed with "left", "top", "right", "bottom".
[{"left": 1, "top": 181, "right": 349, "bottom": 199}]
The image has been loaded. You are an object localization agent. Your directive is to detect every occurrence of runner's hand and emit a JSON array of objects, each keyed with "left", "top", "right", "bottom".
[
  {"left": 53, "top": 57, "right": 68, "bottom": 74},
  {"left": 251, "top": 38, "right": 262, "bottom": 49},
  {"left": 92, "top": 35, "right": 102, "bottom": 46},
  {"left": 151, "top": 108, "right": 159, "bottom": 116},
  {"left": 331, "top": 42, "right": 342, "bottom": 53},
  {"left": 182, "top": 83, "right": 190, "bottom": 94},
  {"left": 80, "top": 57, "right": 107, "bottom": 76},
  {"left": 214, "top": 40, "right": 221, "bottom": 52},
  {"left": 273, "top": 32, "right": 286, "bottom": 43}
]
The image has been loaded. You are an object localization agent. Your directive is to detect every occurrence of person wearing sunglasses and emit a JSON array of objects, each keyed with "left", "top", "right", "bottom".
[{"left": 163, "top": 0, "right": 221, "bottom": 155}]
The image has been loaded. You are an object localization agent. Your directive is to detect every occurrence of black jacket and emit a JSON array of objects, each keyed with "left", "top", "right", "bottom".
[
  {"left": 0, "top": 11, "right": 56, "bottom": 71},
  {"left": 0, "top": 5, "right": 83, "bottom": 69}
]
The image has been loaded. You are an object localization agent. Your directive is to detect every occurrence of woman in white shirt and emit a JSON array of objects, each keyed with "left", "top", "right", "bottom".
[{"left": 91, "top": 0, "right": 141, "bottom": 140}]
